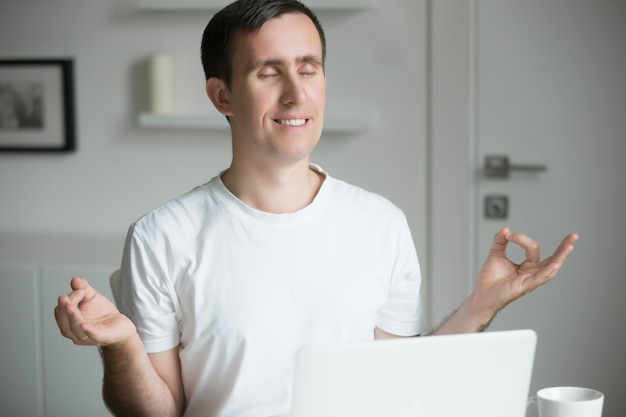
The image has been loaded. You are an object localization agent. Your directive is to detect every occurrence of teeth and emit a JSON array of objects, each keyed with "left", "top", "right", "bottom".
[{"left": 278, "top": 119, "right": 306, "bottom": 126}]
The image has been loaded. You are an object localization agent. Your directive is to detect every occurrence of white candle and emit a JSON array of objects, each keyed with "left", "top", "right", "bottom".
[{"left": 149, "top": 53, "right": 174, "bottom": 114}]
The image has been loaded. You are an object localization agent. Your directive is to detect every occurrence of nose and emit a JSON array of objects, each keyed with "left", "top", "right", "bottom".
[{"left": 281, "top": 73, "right": 308, "bottom": 105}]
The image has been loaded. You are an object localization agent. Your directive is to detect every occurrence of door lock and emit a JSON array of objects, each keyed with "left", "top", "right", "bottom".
[{"left": 484, "top": 195, "right": 509, "bottom": 219}]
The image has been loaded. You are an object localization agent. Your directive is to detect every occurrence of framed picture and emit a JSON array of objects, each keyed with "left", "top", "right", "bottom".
[{"left": 0, "top": 59, "right": 76, "bottom": 152}]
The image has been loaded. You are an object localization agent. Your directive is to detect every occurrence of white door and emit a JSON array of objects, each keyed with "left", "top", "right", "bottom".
[{"left": 431, "top": 1, "right": 626, "bottom": 416}]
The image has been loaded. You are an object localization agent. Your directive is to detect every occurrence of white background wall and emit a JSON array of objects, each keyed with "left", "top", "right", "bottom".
[
  {"left": 0, "top": 0, "right": 428, "bottom": 243},
  {"left": 0, "top": 1, "right": 430, "bottom": 415}
]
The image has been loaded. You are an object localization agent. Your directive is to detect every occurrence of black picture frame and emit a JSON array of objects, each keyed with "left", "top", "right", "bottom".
[{"left": 0, "top": 59, "right": 76, "bottom": 152}]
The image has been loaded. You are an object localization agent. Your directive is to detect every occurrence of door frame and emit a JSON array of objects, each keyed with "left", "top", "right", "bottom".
[{"left": 427, "top": 0, "right": 478, "bottom": 327}]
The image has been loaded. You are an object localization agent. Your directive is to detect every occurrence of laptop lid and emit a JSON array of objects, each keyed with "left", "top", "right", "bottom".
[{"left": 289, "top": 329, "right": 537, "bottom": 417}]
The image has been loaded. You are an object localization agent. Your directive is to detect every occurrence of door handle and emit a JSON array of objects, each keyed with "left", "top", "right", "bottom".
[{"left": 483, "top": 155, "right": 547, "bottom": 178}]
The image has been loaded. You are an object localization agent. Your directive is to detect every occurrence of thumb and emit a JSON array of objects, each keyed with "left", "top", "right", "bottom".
[{"left": 489, "top": 227, "right": 511, "bottom": 256}]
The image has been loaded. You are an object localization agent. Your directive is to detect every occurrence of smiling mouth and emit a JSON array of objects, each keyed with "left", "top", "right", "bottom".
[{"left": 276, "top": 118, "right": 307, "bottom": 126}]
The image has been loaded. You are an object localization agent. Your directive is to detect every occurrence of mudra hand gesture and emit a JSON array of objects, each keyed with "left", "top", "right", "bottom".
[
  {"left": 54, "top": 276, "right": 135, "bottom": 347},
  {"left": 473, "top": 227, "right": 579, "bottom": 317}
]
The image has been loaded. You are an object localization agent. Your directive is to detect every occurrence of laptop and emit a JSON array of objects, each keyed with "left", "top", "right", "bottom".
[{"left": 288, "top": 329, "right": 537, "bottom": 417}]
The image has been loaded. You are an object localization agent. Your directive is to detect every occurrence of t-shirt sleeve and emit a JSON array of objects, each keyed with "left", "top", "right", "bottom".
[
  {"left": 117, "top": 223, "right": 182, "bottom": 353},
  {"left": 375, "top": 215, "right": 426, "bottom": 336}
]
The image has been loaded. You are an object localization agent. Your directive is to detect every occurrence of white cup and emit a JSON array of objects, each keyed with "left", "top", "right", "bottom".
[{"left": 527, "top": 386, "right": 604, "bottom": 417}]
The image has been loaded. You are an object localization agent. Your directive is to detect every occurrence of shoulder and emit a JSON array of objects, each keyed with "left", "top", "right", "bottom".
[
  {"left": 132, "top": 177, "right": 220, "bottom": 238},
  {"left": 316, "top": 174, "right": 411, "bottom": 241},
  {"left": 325, "top": 175, "right": 406, "bottom": 219}
]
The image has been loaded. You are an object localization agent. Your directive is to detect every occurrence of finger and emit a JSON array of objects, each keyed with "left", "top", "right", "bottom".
[
  {"left": 506, "top": 232, "right": 541, "bottom": 263},
  {"left": 489, "top": 227, "right": 511, "bottom": 256},
  {"left": 535, "top": 233, "right": 578, "bottom": 272},
  {"left": 523, "top": 233, "right": 579, "bottom": 286},
  {"left": 70, "top": 276, "right": 99, "bottom": 304},
  {"left": 524, "top": 262, "right": 559, "bottom": 287},
  {"left": 64, "top": 302, "right": 91, "bottom": 344},
  {"left": 54, "top": 295, "right": 73, "bottom": 338},
  {"left": 55, "top": 293, "right": 90, "bottom": 343},
  {"left": 55, "top": 293, "right": 80, "bottom": 334},
  {"left": 65, "top": 288, "right": 86, "bottom": 308},
  {"left": 55, "top": 280, "right": 88, "bottom": 339},
  {"left": 548, "top": 233, "right": 579, "bottom": 265}
]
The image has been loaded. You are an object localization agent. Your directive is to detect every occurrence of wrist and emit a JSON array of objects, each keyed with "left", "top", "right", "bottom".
[
  {"left": 429, "top": 296, "right": 497, "bottom": 336},
  {"left": 101, "top": 329, "right": 144, "bottom": 359},
  {"left": 465, "top": 292, "right": 498, "bottom": 331}
]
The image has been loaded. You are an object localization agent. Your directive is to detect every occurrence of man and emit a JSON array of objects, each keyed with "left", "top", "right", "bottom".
[{"left": 54, "top": 1, "right": 578, "bottom": 416}]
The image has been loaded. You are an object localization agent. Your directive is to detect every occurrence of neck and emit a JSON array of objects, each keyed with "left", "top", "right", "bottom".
[{"left": 221, "top": 160, "right": 324, "bottom": 214}]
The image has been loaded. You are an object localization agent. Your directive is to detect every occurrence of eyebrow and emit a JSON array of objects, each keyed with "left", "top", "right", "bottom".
[{"left": 246, "top": 55, "right": 324, "bottom": 73}]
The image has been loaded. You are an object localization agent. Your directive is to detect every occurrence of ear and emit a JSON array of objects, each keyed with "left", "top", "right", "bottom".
[{"left": 206, "top": 77, "right": 233, "bottom": 116}]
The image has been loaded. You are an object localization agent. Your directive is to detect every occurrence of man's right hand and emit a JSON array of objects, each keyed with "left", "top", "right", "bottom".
[
  {"left": 54, "top": 276, "right": 136, "bottom": 347},
  {"left": 55, "top": 277, "right": 184, "bottom": 416}
]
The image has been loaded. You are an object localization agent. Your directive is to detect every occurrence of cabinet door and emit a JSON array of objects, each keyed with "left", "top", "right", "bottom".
[{"left": 0, "top": 267, "right": 42, "bottom": 417}]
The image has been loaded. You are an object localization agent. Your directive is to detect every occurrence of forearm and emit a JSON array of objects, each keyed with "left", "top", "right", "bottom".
[
  {"left": 429, "top": 293, "right": 497, "bottom": 336},
  {"left": 101, "top": 334, "right": 181, "bottom": 417}
]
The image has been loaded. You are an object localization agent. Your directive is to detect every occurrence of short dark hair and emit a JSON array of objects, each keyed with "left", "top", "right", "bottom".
[{"left": 200, "top": 0, "right": 326, "bottom": 87}]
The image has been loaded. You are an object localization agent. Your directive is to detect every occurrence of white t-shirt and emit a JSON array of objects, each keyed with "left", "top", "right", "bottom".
[{"left": 118, "top": 165, "right": 425, "bottom": 417}]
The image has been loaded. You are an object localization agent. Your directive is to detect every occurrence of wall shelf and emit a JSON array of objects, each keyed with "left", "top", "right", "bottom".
[
  {"left": 136, "top": 0, "right": 376, "bottom": 12},
  {"left": 135, "top": 0, "right": 377, "bottom": 133},
  {"left": 138, "top": 102, "right": 377, "bottom": 134}
]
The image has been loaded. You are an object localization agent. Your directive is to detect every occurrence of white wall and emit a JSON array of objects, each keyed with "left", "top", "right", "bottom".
[
  {"left": 0, "top": 1, "right": 429, "bottom": 415},
  {"left": 0, "top": 0, "right": 428, "bottom": 243}
]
